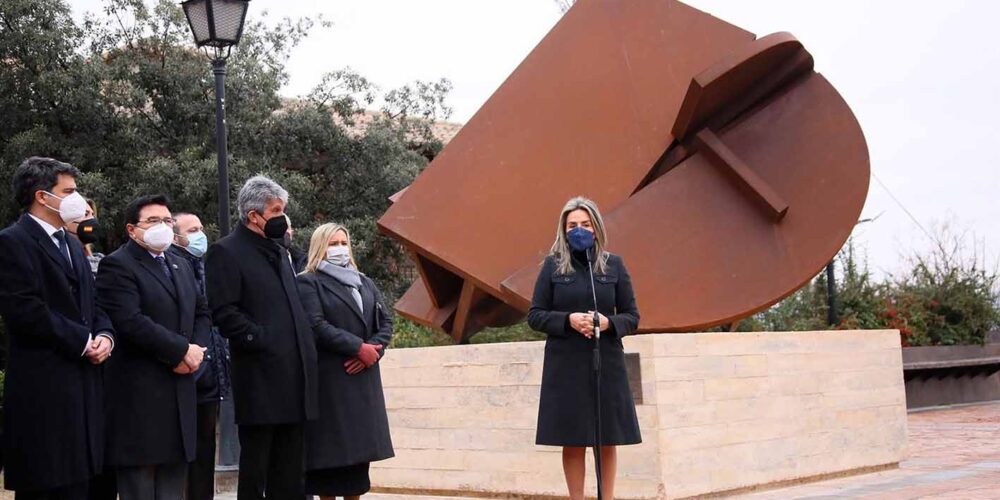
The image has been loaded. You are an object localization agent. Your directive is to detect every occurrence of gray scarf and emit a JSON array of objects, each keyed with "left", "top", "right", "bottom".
[{"left": 317, "top": 260, "right": 363, "bottom": 313}]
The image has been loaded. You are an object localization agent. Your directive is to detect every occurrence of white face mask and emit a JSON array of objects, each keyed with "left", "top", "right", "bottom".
[
  {"left": 138, "top": 223, "right": 174, "bottom": 253},
  {"left": 326, "top": 245, "right": 351, "bottom": 267},
  {"left": 43, "top": 191, "right": 89, "bottom": 224}
]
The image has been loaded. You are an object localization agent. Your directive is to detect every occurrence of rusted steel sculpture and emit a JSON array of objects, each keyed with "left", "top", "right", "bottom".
[{"left": 378, "top": 0, "right": 869, "bottom": 343}]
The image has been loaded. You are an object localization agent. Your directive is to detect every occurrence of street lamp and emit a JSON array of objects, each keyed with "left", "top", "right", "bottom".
[{"left": 181, "top": 0, "right": 250, "bottom": 236}]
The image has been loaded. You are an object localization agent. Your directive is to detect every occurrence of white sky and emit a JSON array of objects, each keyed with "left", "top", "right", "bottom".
[{"left": 70, "top": 0, "right": 1000, "bottom": 279}]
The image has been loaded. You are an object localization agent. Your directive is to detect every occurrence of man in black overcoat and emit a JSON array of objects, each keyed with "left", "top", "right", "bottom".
[
  {"left": 0, "top": 157, "right": 115, "bottom": 500},
  {"left": 168, "top": 211, "right": 232, "bottom": 500},
  {"left": 95, "top": 194, "right": 210, "bottom": 500},
  {"left": 205, "top": 175, "right": 318, "bottom": 500}
]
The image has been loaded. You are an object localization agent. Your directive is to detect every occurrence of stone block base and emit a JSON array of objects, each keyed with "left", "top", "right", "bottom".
[{"left": 373, "top": 330, "right": 907, "bottom": 499}]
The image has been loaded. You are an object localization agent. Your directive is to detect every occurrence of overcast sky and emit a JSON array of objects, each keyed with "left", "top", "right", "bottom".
[{"left": 69, "top": 0, "right": 1000, "bottom": 279}]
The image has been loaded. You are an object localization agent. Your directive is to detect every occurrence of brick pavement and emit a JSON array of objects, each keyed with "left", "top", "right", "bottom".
[
  {"left": 737, "top": 402, "right": 1000, "bottom": 499},
  {"left": 5, "top": 402, "right": 993, "bottom": 499}
]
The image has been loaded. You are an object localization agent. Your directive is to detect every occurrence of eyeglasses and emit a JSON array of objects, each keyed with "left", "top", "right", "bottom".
[{"left": 137, "top": 217, "right": 176, "bottom": 226}]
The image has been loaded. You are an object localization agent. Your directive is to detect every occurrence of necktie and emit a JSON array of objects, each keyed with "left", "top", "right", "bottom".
[
  {"left": 54, "top": 230, "right": 73, "bottom": 269},
  {"left": 283, "top": 249, "right": 296, "bottom": 275},
  {"left": 154, "top": 256, "right": 172, "bottom": 279}
]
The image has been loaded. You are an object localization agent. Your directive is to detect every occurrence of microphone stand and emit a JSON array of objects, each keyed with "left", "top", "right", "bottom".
[{"left": 586, "top": 248, "right": 604, "bottom": 500}]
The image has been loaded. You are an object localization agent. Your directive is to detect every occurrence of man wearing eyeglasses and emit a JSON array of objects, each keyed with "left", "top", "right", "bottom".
[
  {"left": 95, "top": 194, "right": 210, "bottom": 500},
  {"left": 168, "top": 212, "right": 233, "bottom": 500}
]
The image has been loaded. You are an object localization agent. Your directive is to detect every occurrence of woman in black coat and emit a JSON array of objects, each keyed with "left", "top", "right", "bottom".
[
  {"left": 528, "top": 196, "right": 641, "bottom": 500},
  {"left": 296, "top": 223, "right": 394, "bottom": 500}
]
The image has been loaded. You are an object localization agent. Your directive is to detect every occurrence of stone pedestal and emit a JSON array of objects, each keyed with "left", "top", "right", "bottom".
[{"left": 373, "top": 330, "right": 907, "bottom": 499}]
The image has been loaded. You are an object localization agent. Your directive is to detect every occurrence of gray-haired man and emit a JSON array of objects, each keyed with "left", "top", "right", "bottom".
[{"left": 205, "top": 175, "right": 318, "bottom": 500}]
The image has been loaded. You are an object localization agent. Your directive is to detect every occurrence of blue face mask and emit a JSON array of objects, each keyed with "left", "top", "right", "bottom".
[
  {"left": 567, "top": 226, "right": 595, "bottom": 252},
  {"left": 185, "top": 231, "right": 209, "bottom": 257}
]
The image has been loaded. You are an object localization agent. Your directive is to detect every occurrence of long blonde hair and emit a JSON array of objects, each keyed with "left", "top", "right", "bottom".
[
  {"left": 549, "top": 196, "right": 609, "bottom": 275},
  {"left": 304, "top": 223, "right": 358, "bottom": 273}
]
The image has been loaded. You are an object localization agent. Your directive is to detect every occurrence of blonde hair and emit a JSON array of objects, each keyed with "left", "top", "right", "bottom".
[
  {"left": 304, "top": 223, "right": 357, "bottom": 273},
  {"left": 549, "top": 196, "right": 609, "bottom": 275}
]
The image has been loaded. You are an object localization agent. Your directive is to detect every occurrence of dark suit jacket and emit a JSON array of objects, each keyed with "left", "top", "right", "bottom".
[
  {"left": 205, "top": 224, "right": 318, "bottom": 425},
  {"left": 296, "top": 271, "right": 394, "bottom": 470},
  {"left": 289, "top": 246, "right": 307, "bottom": 274},
  {"left": 0, "top": 214, "right": 115, "bottom": 491},
  {"left": 167, "top": 245, "right": 225, "bottom": 404},
  {"left": 96, "top": 240, "right": 211, "bottom": 467}
]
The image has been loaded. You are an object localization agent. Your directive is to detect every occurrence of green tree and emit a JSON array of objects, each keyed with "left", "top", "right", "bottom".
[
  {"left": 0, "top": 0, "right": 455, "bottom": 362},
  {"left": 834, "top": 240, "right": 887, "bottom": 330},
  {"left": 887, "top": 228, "right": 1000, "bottom": 345}
]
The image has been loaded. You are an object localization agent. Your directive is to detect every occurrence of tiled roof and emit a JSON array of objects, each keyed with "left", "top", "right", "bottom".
[{"left": 278, "top": 98, "right": 463, "bottom": 145}]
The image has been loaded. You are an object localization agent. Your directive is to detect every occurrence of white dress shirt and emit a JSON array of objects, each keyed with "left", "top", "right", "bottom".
[{"left": 28, "top": 213, "right": 71, "bottom": 264}]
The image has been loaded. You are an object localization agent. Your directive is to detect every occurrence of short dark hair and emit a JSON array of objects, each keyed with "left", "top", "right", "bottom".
[
  {"left": 172, "top": 212, "right": 192, "bottom": 234},
  {"left": 11, "top": 157, "right": 82, "bottom": 209},
  {"left": 124, "top": 194, "right": 172, "bottom": 225}
]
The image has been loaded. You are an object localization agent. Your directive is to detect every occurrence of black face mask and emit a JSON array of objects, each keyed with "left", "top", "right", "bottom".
[
  {"left": 74, "top": 218, "right": 100, "bottom": 245},
  {"left": 256, "top": 213, "right": 289, "bottom": 240}
]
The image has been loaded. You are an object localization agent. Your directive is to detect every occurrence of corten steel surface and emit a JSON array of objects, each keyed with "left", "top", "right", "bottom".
[{"left": 377, "top": 0, "right": 870, "bottom": 343}]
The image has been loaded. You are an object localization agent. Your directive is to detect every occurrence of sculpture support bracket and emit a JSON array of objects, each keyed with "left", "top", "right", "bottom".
[{"left": 694, "top": 129, "right": 789, "bottom": 222}]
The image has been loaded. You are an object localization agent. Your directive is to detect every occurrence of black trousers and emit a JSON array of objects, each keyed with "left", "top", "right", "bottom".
[
  {"left": 15, "top": 481, "right": 89, "bottom": 500},
  {"left": 187, "top": 401, "right": 220, "bottom": 500},
  {"left": 116, "top": 463, "right": 187, "bottom": 500},
  {"left": 237, "top": 423, "right": 304, "bottom": 500},
  {"left": 87, "top": 469, "right": 116, "bottom": 500}
]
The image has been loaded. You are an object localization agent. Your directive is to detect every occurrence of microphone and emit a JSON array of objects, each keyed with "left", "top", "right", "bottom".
[
  {"left": 585, "top": 245, "right": 604, "bottom": 500},
  {"left": 586, "top": 247, "right": 601, "bottom": 340}
]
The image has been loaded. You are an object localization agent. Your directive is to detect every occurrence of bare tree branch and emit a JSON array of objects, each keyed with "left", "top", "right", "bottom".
[{"left": 553, "top": 0, "right": 575, "bottom": 14}]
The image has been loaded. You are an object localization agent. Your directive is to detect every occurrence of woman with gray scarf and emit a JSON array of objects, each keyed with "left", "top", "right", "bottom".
[{"left": 295, "top": 223, "right": 394, "bottom": 499}]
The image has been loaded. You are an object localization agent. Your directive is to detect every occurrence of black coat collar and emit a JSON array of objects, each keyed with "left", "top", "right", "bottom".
[
  {"left": 315, "top": 271, "right": 368, "bottom": 324},
  {"left": 126, "top": 239, "right": 178, "bottom": 301},
  {"left": 167, "top": 245, "right": 200, "bottom": 265},
  {"left": 236, "top": 223, "right": 282, "bottom": 253},
  {"left": 19, "top": 214, "right": 78, "bottom": 282}
]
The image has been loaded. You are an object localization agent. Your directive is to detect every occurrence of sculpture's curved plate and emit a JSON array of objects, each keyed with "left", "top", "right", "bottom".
[
  {"left": 502, "top": 72, "right": 869, "bottom": 331},
  {"left": 378, "top": 0, "right": 869, "bottom": 341}
]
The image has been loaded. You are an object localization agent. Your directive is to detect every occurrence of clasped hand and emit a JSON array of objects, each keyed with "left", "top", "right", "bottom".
[
  {"left": 85, "top": 336, "right": 112, "bottom": 365},
  {"left": 345, "top": 343, "right": 383, "bottom": 375},
  {"left": 569, "top": 311, "right": 610, "bottom": 338},
  {"left": 173, "top": 344, "right": 207, "bottom": 374}
]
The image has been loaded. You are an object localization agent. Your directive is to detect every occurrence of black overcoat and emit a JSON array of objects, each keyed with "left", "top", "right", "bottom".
[
  {"left": 527, "top": 252, "right": 642, "bottom": 446},
  {"left": 0, "top": 215, "right": 115, "bottom": 491},
  {"left": 205, "top": 224, "right": 318, "bottom": 424},
  {"left": 96, "top": 240, "right": 211, "bottom": 466},
  {"left": 296, "top": 271, "right": 394, "bottom": 470},
  {"left": 167, "top": 245, "right": 226, "bottom": 404}
]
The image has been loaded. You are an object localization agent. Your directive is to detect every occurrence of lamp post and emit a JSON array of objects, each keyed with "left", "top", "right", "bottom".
[{"left": 182, "top": 0, "right": 250, "bottom": 237}]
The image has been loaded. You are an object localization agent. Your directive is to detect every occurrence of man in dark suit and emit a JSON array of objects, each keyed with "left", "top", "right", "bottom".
[
  {"left": 206, "top": 175, "right": 318, "bottom": 500},
  {"left": 283, "top": 216, "right": 307, "bottom": 274},
  {"left": 95, "top": 194, "right": 209, "bottom": 500},
  {"left": 168, "top": 211, "right": 231, "bottom": 500},
  {"left": 0, "top": 157, "right": 115, "bottom": 500}
]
